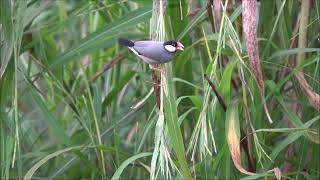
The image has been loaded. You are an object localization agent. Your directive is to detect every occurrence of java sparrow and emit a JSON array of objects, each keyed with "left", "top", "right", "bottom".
[{"left": 118, "top": 38, "right": 184, "bottom": 64}]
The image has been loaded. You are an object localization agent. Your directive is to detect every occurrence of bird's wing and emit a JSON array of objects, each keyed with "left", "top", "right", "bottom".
[{"left": 132, "top": 41, "right": 169, "bottom": 62}]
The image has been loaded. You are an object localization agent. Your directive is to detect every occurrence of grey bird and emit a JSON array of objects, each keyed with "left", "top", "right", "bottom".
[{"left": 118, "top": 38, "right": 184, "bottom": 64}]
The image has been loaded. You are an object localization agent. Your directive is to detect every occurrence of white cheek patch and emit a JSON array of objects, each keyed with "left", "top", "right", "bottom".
[{"left": 164, "top": 45, "right": 176, "bottom": 52}]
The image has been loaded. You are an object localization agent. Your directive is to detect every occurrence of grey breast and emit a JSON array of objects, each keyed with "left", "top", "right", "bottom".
[{"left": 133, "top": 41, "right": 175, "bottom": 64}]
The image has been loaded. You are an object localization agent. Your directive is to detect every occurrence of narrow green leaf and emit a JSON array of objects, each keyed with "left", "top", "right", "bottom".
[
  {"left": 270, "top": 116, "right": 320, "bottom": 160},
  {"left": 220, "top": 60, "right": 237, "bottom": 103},
  {"left": 28, "top": 82, "right": 71, "bottom": 146},
  {"left": 268, "top": 48, "right": 320, "bottom": 60},
  {"left": 92, "top": 84, "right": 102, "bottom": 122},
  {"left": 0, "top": 0, "right": 14, "bottom": 78},
  {"left": 254, "top": 128, "right": 309, "bottom": 133},
  {"left": 102, "top": 71, "right": 136, "bottom": 108},
  {"left": 49, "top": 6, "right": 152, "bottom": 69},
  {"left": 24, "top": 146, "right": 82, "bottom": 180},
  {"left": 189, "top": 96, "right": 203, "bottom": 109},
  {"left": 164, "top": 64, "right": 192, "bottom": 179},
  {"left": 173, "top": 77, "right": 202, "bottom": 90},
  {"left": 230, "top": 5, "right": 242, "bottom": 23},
  {"left": 177, "top": 8, "right": 207, "bottom": 40},
  {"left": 266, "top": 80, "right": 303, "bottom": 127},
  {"left": 111, "top": 152, "right": 152, "bottom": 180},
  {"left": 178, "top": 107, "right": 196, "bottom": 125}
]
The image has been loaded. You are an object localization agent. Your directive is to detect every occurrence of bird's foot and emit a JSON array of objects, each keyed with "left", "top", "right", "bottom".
[{"left": 149, "top": 65, "right": 166, "bottom": 75}]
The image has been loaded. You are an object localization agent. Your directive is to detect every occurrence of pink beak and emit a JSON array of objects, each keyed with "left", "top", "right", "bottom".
[{"left": 176, "top": 41, "right": 184, "bottom": 51}]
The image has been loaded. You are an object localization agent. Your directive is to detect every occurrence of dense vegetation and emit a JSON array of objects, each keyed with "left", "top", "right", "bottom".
[{"left": 1, "top": 0, "right": 319, "bottom": 179}]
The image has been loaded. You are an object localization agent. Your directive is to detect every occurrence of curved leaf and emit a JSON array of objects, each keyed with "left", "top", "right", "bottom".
[
  {"left": 111, "top": 152, "right": 152, "bottom": 180},
  {"left": 49, "top": 6, "right": 152, "bottom": 69},
  {"left": 24, "top": 146, "right": 82, "bottom": 180}
]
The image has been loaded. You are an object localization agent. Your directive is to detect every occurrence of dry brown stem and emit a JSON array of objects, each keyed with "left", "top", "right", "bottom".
[{"left": 294, "top": 0, "right": 320, "bottom": 111}]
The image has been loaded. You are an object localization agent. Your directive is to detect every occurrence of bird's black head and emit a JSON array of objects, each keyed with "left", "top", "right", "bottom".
[
  {"left": 164, "top": 41, "right": 177, "bottom": 46},
  {"left": 163, "top": 40, "right": 184, "bottom": 52}
]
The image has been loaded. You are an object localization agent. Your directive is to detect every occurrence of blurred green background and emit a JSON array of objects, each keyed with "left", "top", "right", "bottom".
[{"left": 1, "top": 0, "right": 319, "bottom": 179}]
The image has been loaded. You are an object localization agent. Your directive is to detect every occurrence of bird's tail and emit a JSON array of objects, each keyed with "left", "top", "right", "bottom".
[{"left": 118, "top": 38, "right": 134, "bottom": 47}]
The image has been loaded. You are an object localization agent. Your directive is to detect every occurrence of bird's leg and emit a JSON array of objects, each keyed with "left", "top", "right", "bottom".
[
  {"left": 149, "top": 64, "right": 161, "bottom": 72},
  {"left": 152, "top": 82, "right": 162, "bottom": 87},
  {"left": 160, "top": 67, "right": 166, "bottom": 77},
  {"left": 149, "top": 64, "right": 165, "bottom": 75}
]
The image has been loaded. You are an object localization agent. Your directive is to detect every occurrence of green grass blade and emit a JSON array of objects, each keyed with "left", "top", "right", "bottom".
[
  {"left": 268, "top": 48, "right": 320, "bottom": 60},
  {"left": 0, "top": 0, "right": 14, "bottom": 79},
  {"left": 270, "top": 116, "right": 320, "bottom": 161},
  {"left": 111, "top": 152, "right": 152, "bottom": 180},
  {"left": 49, "top": 6, "right": 152, "bottom": 69},
  {"left": 102, "top": 70, "right": 136, "bottom": 108},
  {"left": 24, "top": 146, "right": 82, "bottom": 180},
  {"left": 164, "top": 64, "right": 192, "bottom": 179},
  {"left": 27, "top": 81, "right": 71, "bottom": 146},
  {"left": 220, "top": 60, "right": 237, "bottom": 103},
  {"left": 177, "top": 8, "right": 207, "bottom": 40}
]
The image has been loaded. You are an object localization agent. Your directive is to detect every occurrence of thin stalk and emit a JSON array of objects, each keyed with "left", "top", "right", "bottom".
[
  {"left": 189, "top": 0, "right": 228, "bottom": 159},
  {"left": 204, "top": 74, "right": 227, "bottom": 112},
  {"left": 112, "top": 58, "right": 121, "bottom": 166},
  {"left": 82, "top": 68, "right": 107, "bottom": 178},
  {"left": 11, "top": 1, "right": 28, "bottom": 178},
  {"left": 12, "top": 38, "right": 20, "bottom": 176},
  {"left": 295, "top": 0, "right": 320, "bottom": 111},
  {"left": 261, "top": 0, "right": 286, "bottom": 59}
]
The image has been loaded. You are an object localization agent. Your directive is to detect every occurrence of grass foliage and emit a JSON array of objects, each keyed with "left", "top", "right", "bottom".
[{"left": 1, "top": 0, "right": 319, "bottom": 179}]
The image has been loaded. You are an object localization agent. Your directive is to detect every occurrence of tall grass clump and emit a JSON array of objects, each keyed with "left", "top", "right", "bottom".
[{"left": 0, "top": 0, "right": 319, "bottom": 179}]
